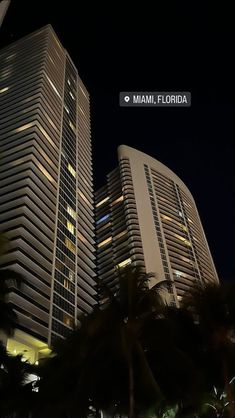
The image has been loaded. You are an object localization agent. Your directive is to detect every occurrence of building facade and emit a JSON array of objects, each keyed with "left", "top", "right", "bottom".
[
  {"left": 95, "top": 145, "right": 218, "bottom": 306},
  {"left": 0, "top": 0, "right": 10, "bottom": 28},
  {"left": 0, "top": 25, "right": 96, "bottom": 359}
]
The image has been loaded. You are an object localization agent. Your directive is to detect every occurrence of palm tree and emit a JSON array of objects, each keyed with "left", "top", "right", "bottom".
[
  {"left": 181, "top": 281, "right": 235, "bottom": 418},
  {"left": 0, "top": 343, "right": 37, "bottom": 417},
  {"left": 36, "top": 267, "right": 167, "bottom": 418}
]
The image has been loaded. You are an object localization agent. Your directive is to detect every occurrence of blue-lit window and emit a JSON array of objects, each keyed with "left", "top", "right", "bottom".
[{"left": 96, "top": 214, "right": 110, "bottom": 225}]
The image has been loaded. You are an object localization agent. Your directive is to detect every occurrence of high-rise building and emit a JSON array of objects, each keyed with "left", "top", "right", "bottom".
[
  {"left": 0, "top": 0, "right": 10, "bottom": 28},
  {"left": 95, "top": 145, "right": 218, "bottom": 306},
  {"left": 0, "top": 25, "right": 96, "bottom": 360}
]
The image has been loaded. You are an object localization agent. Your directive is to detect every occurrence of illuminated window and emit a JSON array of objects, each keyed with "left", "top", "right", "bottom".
[
  {"left": 96, "top": 196, "right": 109, "bottom": 208},
  {"left": 6, "top": 53, "right": 16, "bottom": 61},
  {"left": 67, "top": 221, "right": 75, "bottom": 235},
  {"left": 98, "top": 237, "right": 112, "bottom": 248},
  {"left": 15, "top": 122, "right": 34, "bottom": 133},
  {"left": 37, "top": 163, "right": 54, "bottom": 183},
  {"left": 78, "top": 84, "right": 88, "bottom": 99},
  {"left": 69, "top": 91, "right": 75, "bottom": 100},
  {"left": 64, "top": 315, "right": 73, "bottom": 327},
  {"left": 67, "top": 79, "right": 71, "bottom": 86},
  {"left": 116, "top": 258, "right": 131, "bottom": 269},
  {"left": 67, "top": 205, "right": 76, "bottom": 219},
  {"left": 69, "top": 120, "right": 76, "bottom": 134},
  {"left": 68, "top": 164, "right": 76, "bottom": 177},
  {"left": 45, "top": 74, "right": 61, "bottom": 99},
  {"left": 0, "top": 87, "right": 9, "bottom": 93},
  {"left": 64, "top": 278, "right": 70, "bottom": 289},
  {"left": 111, "top": 196, "right": 124, "bottom": 205},
  {"left": 78, "top": 105, "right": 85, "bottom": 116},
  {"left": 178, "top": 211, "right": 183, "bottom": 217},
  {"left": 64, "top": 104, "right": 70, "bottom": 114},
  {"left": 65, "top": 238, "right": 76, "bottom": 254},
  {"left": 116, "top": 230, "right": 127, "bottom": 239},
  {"left": 97, "top": 214, "right": 110, "bottom": 225},
  {"left": 78, "top": 190, "right": 90, "bottom": 206},
  {"left": 188, "top": 218, "right": 193, "bottom": 224},
  {"left": 69, "top": 271, "right": 75, "bottom": 281},
  {"left": 78, "top": 232, "right": 88, "bottom": 245}
]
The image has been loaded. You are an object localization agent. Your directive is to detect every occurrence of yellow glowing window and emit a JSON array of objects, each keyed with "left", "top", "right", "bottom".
[
  {"left": 78, "top": 84, "right": 88, "bottom": 100},
  {"left": 116, "top": 258, "right": 131, "bottom": 269},
  {"left": 67, "top": 205, "right": 76, "bottom": 219},
  {"left": 65, "top": 238, "right": 76, "bottom": 254},
  {"left": 0, "top": 87, "right": 9, "bottom": 93},
  {"left": 45, "top": 74, "right": 61, "bottom": 99},
  {"left": 37, "top": 163, "right": 54, "bottom": 183},
  {"left": 67, "top": 221, "right": 75, "bottom": 235},
  {"left": 78, "top": 232, "right": 89, "bottom": 245},
  {"left": 78, "top": 105, "right": 85, "bottom": 116},
  {"left": 15, "top": 122, "right": 34, "bottom": 133},
  {"left": 96, "top": 196, "right": 109, "bottom": 208},
  {"left": 69, "top": 120, "right": 76, "bottom": 134},
  {"left": 69, "top": 91, "right": 75, "bottom": 100},
  {"left": 78, "top": 190, "right": 90, "bottom": 206},
  {"left": 162, "top": 215, "right": 172, "bottom": 221},
  {"left": 68, "top": 164, "right": 76, "bottom": 177},
  {"left": 112, "top": 196, "right": 124, "bottom": 205},
  {"left": 64, "top": 104, "right": 70, "bottom": 114},
  {"left": 98, "top": 237, "right": 112, "bottom": 248},
  {"left": 116, "top": 230, "right": 127, "bottom": 239},
  {"left": 64, "top": 315, "right": 73, "bottom": 327}
]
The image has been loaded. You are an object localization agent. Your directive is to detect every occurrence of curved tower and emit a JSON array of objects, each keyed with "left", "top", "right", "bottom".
[{"left": 95, "top": 145, "right": 218, "bottom": 305}]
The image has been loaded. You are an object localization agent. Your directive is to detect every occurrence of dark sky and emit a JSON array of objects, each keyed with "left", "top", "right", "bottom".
[{"left": 1, "top": 1, "right": 235, "bottom": 281}]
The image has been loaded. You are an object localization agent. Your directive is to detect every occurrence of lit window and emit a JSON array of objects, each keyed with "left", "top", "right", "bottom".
[
  {"left": 64, "top": 278, "right": 70, "bottom": 289},
  {"left": 116, "top": 258, "right": 131, "bottom": 269},
  {"left": 69, "top": 271, "right": 75, "bottom": 281},
  {"left": 6, "top": 53, "right": 16, "bottom": 61},
  {"left": 63, "top": 315, "right": 73, "bottom": 327},
  {"left": 177, "top": 295, "right": 182, "bottom": 301},
  {"left": 78, "top": 105, "right": 85, "bottom": 116},
  {"left": 98, "top": 237, "right": 112, "bottom": 248},
  {"left": 67, "top": 79, "right": 71, "bottom": 86},
  {"left": 96, "top": 196, "right": 109, "bottom": 208},
  {"left": 45, "top": 74, "right": 61, "bottom": 99},
  {"left": 68, "top": 164, "right": 76, "bottom": 177},
  {"left": 69, "top": 91, "right": 75, "bottom": 100},
  {"left": 116, "top": 230, "right": 127, "bottom": 239},
  {"left": 64, "top": 104, "right": 70, "bottom": 114},
  {"left": 69, "top": 120, "right": 76, "bottom": 134},
  {"left": 111, "top": 196, "right": 124, "bottom": 205},
  {"left": 78, "top": 84, "right": 88, "bottom": 100},
  {"left": 0, "top": 87, "right": 9, "bottom": 93},
  {"left": 188, "top": 218, "right": 193, "bottom": 224},
  {"left": 15, "top": 122, "right": 34, "bottom": 132},
  {"left": 37, "top": 163, "right": 54, "bottom": 183},
  {"left": 67, "top": 205, "right": 76, "bottom": 219},
  {"left": 97, "top": 214, "right": 110, "bottom": 225},
  {"left": 178, "top": 211, "right": 183, "bottom": 217},
  {"left": 78, "top": 232, "right": 88, "bottom": 245},
  {"left": 78, "top": 190, "right": 90, "bottom": 206},
  {"left": 65, "top": 238, "right": 76, "bottom": 254},
  {"left": 67, "top": 221, "right": 75, "bottom": 235}
]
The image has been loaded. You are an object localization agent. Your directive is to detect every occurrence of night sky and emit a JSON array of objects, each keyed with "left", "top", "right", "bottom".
[{"left": 1, "top": 1, "right": 235, "bottom": 281}]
